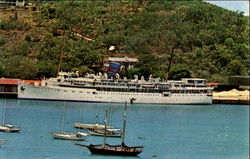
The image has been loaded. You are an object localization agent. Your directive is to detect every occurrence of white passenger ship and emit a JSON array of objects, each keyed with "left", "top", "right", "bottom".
[{"left": 18, "top": 72, "right": 213, "bottom": 104}]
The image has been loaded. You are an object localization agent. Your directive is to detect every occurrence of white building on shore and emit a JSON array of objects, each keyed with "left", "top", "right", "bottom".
[{"left": 103, "top": 56, "right": 139, "bottom": 70}]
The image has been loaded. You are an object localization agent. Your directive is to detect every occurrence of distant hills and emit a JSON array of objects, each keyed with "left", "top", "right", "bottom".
[{"left": 0, "top": 1, "right": 249, "bottom": 83}]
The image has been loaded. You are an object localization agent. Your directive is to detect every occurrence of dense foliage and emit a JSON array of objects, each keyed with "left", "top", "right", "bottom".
[{"left": 0, "top": 1, "right": 249, "bottom": 83}]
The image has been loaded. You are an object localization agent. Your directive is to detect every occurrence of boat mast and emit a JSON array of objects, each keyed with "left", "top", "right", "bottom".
[
  {"left": 108, "top": 107, "right": 112, "bottom": 127},
  {"left": 61, "top": 102, "right": 66, "bottom": 133},
  {"left": 122, "top": 102, "right": 127, "bottom": 145},
  {"left": 80, "top": 109, "right": 82, "bottom": 122},
  {"left": 95, "top": 107, "right": 99, "bottom": 124},
  {"left": 2, "top": 98, "right": 7, "bottom": 125},
  {"left": 102, "top": 107, "right": 108, "bottom": 147}
]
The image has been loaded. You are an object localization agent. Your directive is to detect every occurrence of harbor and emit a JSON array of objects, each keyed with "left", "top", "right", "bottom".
[
  {"left": 0, "top": 99, "right": 249, "bottom": 159},
  {"left": 0, "top": 1, "right": 249, "bottom": 158}
]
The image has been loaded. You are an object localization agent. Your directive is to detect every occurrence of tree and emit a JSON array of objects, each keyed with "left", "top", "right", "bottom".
[
  {"left": 169, "top": 64, "right": 191, "bottom": 80},
  {"left": 0, "top": 62, "right": 4, "bottom": 77},
  {"left": 4, "top": 56, "right": 38, "bottom": 79}
]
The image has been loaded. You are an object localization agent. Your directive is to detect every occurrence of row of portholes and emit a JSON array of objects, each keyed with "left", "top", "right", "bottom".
[
  {"left": 97, "top": 92, "right": 160, "bottom": 96},
  {"left": 172, "top": 94, "right": 206, "bottom": 96},
  {"left": 56, "top": 89, "right": 84, "bottom": 93},
  {"left": 54, "top": 89, "right": 206, "bottom": 98}
]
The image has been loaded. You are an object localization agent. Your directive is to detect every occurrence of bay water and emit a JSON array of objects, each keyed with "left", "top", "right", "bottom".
[{"left": 0, "top": 99, "right": 249, "bottom": 159}]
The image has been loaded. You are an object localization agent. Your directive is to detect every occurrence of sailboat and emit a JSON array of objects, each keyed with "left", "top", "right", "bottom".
[
  {"left": 75, "top": 102, "right": 143, "bottom": 156},
  {"left": 0, "top": 99, "right": 21, "bottom": 133},
  {"left": 87, "top": 128, "right": 122, "bottom": 137},
  {"left": 74, "top": 109, "right": 89, "bottom": 136},
  {"left": 86, "top": 107, "right": 122, "bottom": 137},
  {"left": 74, "top": 107, "right": 113, "bottom": 130},
  {"left": 50, "top": 102, "right": 84, "bottom": 141}
]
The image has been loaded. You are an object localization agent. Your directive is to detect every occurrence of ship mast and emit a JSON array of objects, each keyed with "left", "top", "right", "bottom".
[
  {"left": 165, "top": 46, "right": 175, "bottom": 81},
  {"left": 57, "top": 32, "right": 66, "bottom": 75}
]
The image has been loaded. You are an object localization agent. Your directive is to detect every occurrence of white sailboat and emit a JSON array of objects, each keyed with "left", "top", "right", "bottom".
[
  {"left": 74, "top": 107, "right": 113, "bottom": 130},
  {"left": 0, "top": 99, "right": 21, "bottom": 133},
  {"left": 87, "top": 107, "right": 122, "bottom": 137},
  {"left": 88, "top": 128, "right": 122, "bottom": 137},
  {"left": 74, "top": 109, "right": 88, "bottom": 136},
  {"left": 50, "top": 102, "right": 84, "bottom": 140}
]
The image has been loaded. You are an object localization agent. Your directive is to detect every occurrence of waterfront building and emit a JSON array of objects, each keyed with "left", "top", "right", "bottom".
[
  {"left": 103, "top": 56, "right": 139, "bottom": 70},
  {"left": 0, "top": 78, "right": 18, "bottom": 98}
]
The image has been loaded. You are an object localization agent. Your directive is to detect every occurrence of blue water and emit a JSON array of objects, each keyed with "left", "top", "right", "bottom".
[{"left": 0, "top": 99, "right": 249, "bottom": 159}]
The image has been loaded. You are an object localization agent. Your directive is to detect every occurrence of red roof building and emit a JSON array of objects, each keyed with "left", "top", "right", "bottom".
[
  {"left": 0, "top": 78, "right": 19, "bottom": 98},
  {"left": 0, "top": 78, "right": 19, "bottom": 85}
]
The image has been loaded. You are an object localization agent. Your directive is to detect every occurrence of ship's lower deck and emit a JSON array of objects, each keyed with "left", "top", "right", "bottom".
[{"left": 18, "top": 83, "right": 212, "bottom": 104}]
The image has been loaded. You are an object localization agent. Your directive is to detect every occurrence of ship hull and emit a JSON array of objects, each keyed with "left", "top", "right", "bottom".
[
  {"left": 18, "top": 82, "right": 212, "bottom": 104},
  {"left": 88, "top": 147, "right": 142, "bottom": 156}
]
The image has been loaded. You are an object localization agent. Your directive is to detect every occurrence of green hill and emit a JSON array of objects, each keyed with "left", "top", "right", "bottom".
[{"left": 0, "top": 1, "right": 249, "bottom": 83}]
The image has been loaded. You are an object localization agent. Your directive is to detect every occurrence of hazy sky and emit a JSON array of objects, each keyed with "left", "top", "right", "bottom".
[{"left": 205, "top": 1, "right": 249, "bottom": 16}]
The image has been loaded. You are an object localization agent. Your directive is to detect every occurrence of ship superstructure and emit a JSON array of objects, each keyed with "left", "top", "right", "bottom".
[{"left": 18, "top": 72, "right": 213, "bottom": 104}]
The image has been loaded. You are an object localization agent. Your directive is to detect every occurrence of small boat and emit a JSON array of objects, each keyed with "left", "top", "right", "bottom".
[
  {"left": 74, "top": 123, "right": 112, "bottom": 130},
  {"left": 0, "top": 99, "right": 21, "bottom": 133},
  {"left": 76, "top": 102, "right": 143, "bottom": 156},
  {"left": 88, "top": 129, "right": 122, "bottom": 137},
  {"left": 107, "top": 128, "right": 122, "bottom": 131},
  {"left": 76, "top": 131, "right": 88, "bottom": 137},
  {"left": 74, "top": 107, "right": 114, "bottom": 130},
  {"left": 50, "top": 102, "right": 84, "bottom": 141},
  {"left": 50, "top": 132, "right": 84, "bottom": 141},
  {"left": 0, "top": 124, "right": 21, "bottom": 133}
]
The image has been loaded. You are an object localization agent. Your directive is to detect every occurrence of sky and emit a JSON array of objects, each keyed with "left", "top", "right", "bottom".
[{"left": 205, "top": 1, "right": 249, "bottom": 16}]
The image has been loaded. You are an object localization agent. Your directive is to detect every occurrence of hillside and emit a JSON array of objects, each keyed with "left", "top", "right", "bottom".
[{"left": 0, "top": 1, "right": 249, "bottom": 83}]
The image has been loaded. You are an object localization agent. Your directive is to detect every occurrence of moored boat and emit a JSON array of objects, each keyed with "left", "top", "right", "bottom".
[
  {"left": 74, "top": 123, "right": 112, "bottom": 130},
  {"left": 50, "top": 132, "right": 84, "bottom": 141},
  {"left": 75, "top": 102, "right": 143, "bottom": 156},
  {"left": 76, "top": 143, "right": 143, "bottom": 156},
  {"left": 0, "top": 124, "right": 21, "bottom": 133},
  {"left": 18, "top": 71, "right": 213, "bottom": 104},
  {"left": 0, "top": 99, "right": 21, "bottom": 133},
  {"left": 50, "top": 102, "right": 84, "bottom": 141},
  {"left": 88, "top": 128, "right": 122, "bottom": 137}
]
